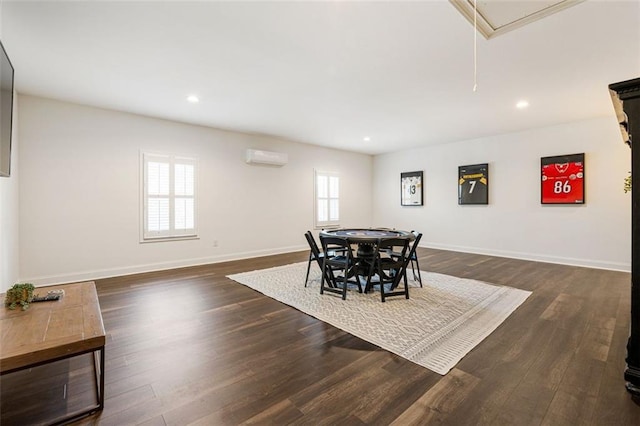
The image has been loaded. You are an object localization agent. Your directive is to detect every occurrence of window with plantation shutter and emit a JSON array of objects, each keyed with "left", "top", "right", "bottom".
[
  {"left": 314, "top": 170, "right": 340, "bottom": 228},
  {"left": 142, "top": 152, "right": 197, "bottom": 241}
]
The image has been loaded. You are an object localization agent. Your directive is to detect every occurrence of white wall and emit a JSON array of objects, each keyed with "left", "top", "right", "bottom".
[
  {"left": 0, "top": 93, "right": 19, "bottom": 292},
  {"left": 15, "top": 94, "right": 632, "bottom": 286},
  {"left": 373, "top": 117, "right": 631, "bottom": 271},
  {"left": 18, "top": 95, "right": 373, "bottom": 285}
]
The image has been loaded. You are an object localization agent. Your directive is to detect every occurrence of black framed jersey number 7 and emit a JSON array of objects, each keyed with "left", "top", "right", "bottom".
[{"left": 458, "top": 163, "right": 488, "bottom": 205}]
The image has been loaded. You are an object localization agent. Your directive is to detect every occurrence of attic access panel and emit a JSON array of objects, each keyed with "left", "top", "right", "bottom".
[{"left": 450, "top": 0, "right": 585, "bottom": 39}]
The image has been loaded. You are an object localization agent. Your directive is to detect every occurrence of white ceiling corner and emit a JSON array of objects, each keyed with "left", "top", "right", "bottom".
[{"left": 449, "top": 0, "right": 586, "bottom": 39}]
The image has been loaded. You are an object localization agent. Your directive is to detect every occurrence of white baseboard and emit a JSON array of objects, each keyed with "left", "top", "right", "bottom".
[
  {"left": 22, "top": 241, "right": 630, "bottom": 287},
  {"left": 423, "top": 242, "right": 631, "bottom": 273},
  {"left": 23, "top": 244, "right": 308, "bottom": 286}
]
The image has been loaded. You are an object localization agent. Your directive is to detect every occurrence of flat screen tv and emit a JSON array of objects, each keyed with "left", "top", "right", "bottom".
[{"left": 0, "top": 40, "right": 14, "bottom": 177}]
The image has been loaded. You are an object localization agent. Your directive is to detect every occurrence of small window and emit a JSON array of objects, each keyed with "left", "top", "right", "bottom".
[
  {"left": 315, "top": 170, "right": 340, "bottom": 228},
  {"left": 142, "top": 152, "right": 197, "bottom": 241}
]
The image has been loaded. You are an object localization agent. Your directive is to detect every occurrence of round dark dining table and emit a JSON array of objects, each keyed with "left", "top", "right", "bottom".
[
  {"left": 319, "top": 228, "right": 415, "bottom": 292},
  {"left": 319, "top": 228, "right": 414, "bottom": 257},
  {"left": 319, "top": 228, "right": 414, "bottom": 242}
]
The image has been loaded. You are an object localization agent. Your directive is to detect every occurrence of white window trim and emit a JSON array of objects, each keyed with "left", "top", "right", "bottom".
[
  {"left": 314, "top": 169, "right": 340, "bottom": 229},
  {"left": 140, "top": 151, "right": 199, "bottom": 242}
]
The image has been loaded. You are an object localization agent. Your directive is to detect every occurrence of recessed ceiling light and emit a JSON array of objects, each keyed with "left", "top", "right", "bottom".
[
  {"left": 516, "top": 100, "right": 529, "bottom": 109},
  {"left": 363, "top": 136, "right": 371, "bottom": 142},
  {"left": 187, "top": 95, "right": 200, "bottom": 103}
]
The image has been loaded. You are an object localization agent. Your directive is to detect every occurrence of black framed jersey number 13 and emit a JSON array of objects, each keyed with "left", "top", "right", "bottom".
[
  {"left": 458, "top": 163, "right": 488, "bottom": 205},
  {"left": 401, "top": 171, "right": 423, "bottom": 206}
]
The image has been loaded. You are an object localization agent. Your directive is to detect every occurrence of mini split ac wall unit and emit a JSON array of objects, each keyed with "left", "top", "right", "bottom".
[{"left": 245, "top": 149, "right": 288, "bottom": 166}]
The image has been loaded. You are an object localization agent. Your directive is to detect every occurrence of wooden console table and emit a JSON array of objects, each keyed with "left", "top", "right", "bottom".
[{"left": 0, "top": 281, "right": 106, "bottom": 425}]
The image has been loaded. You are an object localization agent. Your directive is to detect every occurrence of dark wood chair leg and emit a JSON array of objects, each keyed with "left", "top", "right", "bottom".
[
  {"left": 412, "top": 256, "right": 422, "bottom": 287},
  {"left": 355, "top": 267, "right": 364, "bottom": 293},
  {"left": 320, "top": 258, "right": 326, "bottom": 295},
  {"left": 404, "top": 270, "right": 410, "bottom": 299},
  {"left": 342, "top": 275, "right": 348, "bottom": 300},
  {"left": 305, "top": 255, "right": 312, "bottom": 287}
]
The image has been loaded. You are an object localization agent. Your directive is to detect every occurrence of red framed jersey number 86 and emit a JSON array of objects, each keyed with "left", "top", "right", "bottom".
[{"left": 541, "top": 153, "right": 584, "bottom": 204}]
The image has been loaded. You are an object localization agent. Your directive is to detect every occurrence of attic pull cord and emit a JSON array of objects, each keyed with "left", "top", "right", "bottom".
[{"left": 473, "top": 0, "right": 478, "bottom": 92}]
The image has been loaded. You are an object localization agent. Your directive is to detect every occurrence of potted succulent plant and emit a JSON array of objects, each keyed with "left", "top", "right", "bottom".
[
  {"left": 625, "top": 171, "right": 632, "bottom": 193},
  {"left": 4, "top": 283, "right": 35, "bottom": 310}
]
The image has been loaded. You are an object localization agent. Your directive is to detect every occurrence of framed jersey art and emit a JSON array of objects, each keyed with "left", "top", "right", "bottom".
[
  {"left": 541, "top": 153, "right": 584, "bottom": 204},
  {"left": 401, "top": 171, "right": 423, "bottom": 206},
  {"left": 458, "top": 163, "right": 488, "bottom": 205}
]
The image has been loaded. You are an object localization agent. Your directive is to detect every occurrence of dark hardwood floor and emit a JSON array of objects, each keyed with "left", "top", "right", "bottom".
[{"left": 2, "top": 248, "right": 640, "bottom": 425}]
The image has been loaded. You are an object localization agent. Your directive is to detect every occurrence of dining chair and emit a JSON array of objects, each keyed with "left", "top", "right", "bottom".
[
  {"left": 371, "top": 237, "right": 410, "bottom": 302},
  {"left": 304, "top": 231, "right": 349, "bottom": 287},
  {"left": 319, "top": 236, "right": 361, "bottom": 300},
  {"left": 408, "top": 231, "right": 423, "bottom": 287},
  {"left": 304, "top": 231, "right": 324, "bottom": 287},
  {"left": 386, "top": 231, "right": 423, "bottom": 287}
]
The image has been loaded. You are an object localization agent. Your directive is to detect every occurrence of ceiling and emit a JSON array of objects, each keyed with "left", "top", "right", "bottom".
[{"left": 1, "top": 1, "right": 638, "bottom": 155}]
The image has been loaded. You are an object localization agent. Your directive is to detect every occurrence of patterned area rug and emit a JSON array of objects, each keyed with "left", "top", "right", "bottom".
[{"left": 227, "top": 262, "right": 531, "bottom": 375}]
